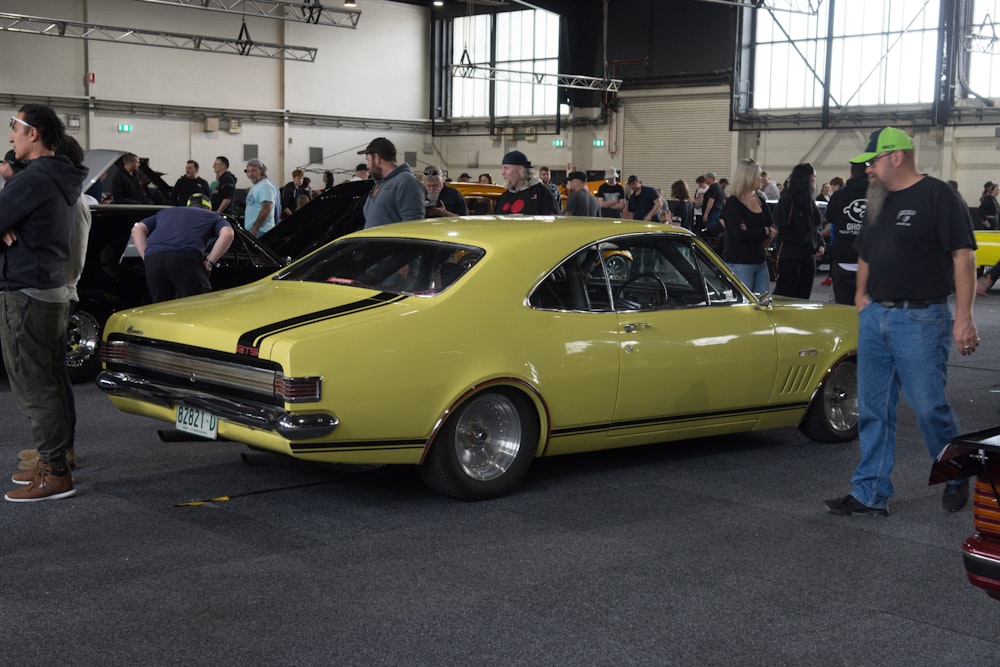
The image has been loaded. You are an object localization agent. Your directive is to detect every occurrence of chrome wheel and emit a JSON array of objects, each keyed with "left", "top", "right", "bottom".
[
  {"left": 822, "top": 359, "right": 858, "bottom": 434},
  {"left": 452, "top": 393, "right": 522, "bottom": 481},
  {"left": 800, "top": 358, "right": 858, "bottom": 443},
  {"left": 605, "top": 255, "right": 631, "bottom": 281},
  {"left": 66, "top": 309, "right": 104, "bottom": 381},
  {"left": 419, "top": 389, "right": 538, "bottom": 500}
]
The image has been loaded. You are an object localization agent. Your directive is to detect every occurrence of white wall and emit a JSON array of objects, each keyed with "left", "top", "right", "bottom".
[{"left": 0, "top": 0, "right": 430, "bottom": 183}]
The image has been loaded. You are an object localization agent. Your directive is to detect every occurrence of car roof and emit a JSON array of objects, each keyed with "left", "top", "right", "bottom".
[{"left": 353, "top": 216, "right": 693, "bottom": 252}]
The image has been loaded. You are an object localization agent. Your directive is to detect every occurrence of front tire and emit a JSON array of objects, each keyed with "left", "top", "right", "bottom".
[
  {"left": 419, "top": 389, "right": 539, "bottom": 501},
  {"left": 800, "top": 358, "right": 858, "bottom": 443}
]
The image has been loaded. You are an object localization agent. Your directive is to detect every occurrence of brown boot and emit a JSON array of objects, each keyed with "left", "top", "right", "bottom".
[
  {"left": 5, "top": 462, "right": 76, "bottom": 502},
  {"left": 15, "top": 447, "right": 75, "bottom": 471}
]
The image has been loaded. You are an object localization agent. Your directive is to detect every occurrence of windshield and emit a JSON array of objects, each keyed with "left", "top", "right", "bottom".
[{"left": 275, "top": 238, "right": 485, "bottom": 296}]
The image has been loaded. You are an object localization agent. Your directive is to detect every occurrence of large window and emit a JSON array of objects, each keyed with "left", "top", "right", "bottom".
[
  {"left": 753, "top": 0, "right": 941, "bottom": 109},
  {"left": 968, "top": 0, "right": 1000, "bottom": 98},
  {"left": 451, "top": 9, "right": 559, "bottom": 118}
]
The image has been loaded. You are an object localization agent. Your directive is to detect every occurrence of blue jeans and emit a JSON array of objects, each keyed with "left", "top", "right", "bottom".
[
  {"left": 728, "top": 262, "right": 770, "bottom": 293},
  {"left": 850, "top": 301, "right": 961, "bottom": 509}
]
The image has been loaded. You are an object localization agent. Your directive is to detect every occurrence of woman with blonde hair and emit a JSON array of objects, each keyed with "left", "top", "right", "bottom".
[{"left": 719, "top": 158, "right": 776, "bottom": 292}]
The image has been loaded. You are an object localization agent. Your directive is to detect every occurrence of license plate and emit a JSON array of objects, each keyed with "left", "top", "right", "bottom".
[{"left": 175, "top": 405, "right": 218, "bottom": 440}]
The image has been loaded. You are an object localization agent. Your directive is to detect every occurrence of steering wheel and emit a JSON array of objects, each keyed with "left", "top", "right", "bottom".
[{"left": 616, "top": 273, "right": 669, "bottom": 309}]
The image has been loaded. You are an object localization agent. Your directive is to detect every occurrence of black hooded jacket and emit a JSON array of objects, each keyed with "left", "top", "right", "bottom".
[{"left": 0, "top": 155, "right": 87, "bottom": 291}]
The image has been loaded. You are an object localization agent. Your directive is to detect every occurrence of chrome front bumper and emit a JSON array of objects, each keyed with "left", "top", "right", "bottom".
[{"left": 97, "top": 370, "right": 339, "bottom": 440}]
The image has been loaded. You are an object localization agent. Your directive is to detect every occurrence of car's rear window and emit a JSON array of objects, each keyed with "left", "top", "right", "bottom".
[{"left": 275, "top": 238, "right": 485, "bottom": 296}]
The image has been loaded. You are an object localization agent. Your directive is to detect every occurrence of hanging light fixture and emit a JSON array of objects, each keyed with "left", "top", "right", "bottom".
[{"left": 344, "top": 0, "right": 356, "bottom": 7}]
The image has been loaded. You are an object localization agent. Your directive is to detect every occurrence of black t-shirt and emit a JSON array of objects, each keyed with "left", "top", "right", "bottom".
[
  {"left": 668, "top": 199, "right": 695, "bottom": 229},
  {"left": 172, "top": 176, "right": 211, "bottom": 207},
  {"left": 431, "top": 185, "right": 468, "bottom": 216},
  {"left": 497, "top": 182, "right": 556, "bottom": 215},
  {"left": 211, "top": 171, "right": 237, "bottom": 211},
  {"left": 825, "top": 176, "right": 868, "bottom": 264},
  {"left": 857, "top": 176, "right": 976, "bottom": 301},
  {"left": 597, "top": 183, "right": 626, "bottom": 218},
  {"left": 703, "top": 183, "right": 725, "bottom": 216},
  {"left": 627, "top": 186, "right": 660, "bottom": 222},
  {"left": 721, "top": 194, "right": 772, "bottom": 264}
]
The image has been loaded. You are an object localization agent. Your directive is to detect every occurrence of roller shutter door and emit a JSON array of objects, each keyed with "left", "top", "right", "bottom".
[{"left": 621, "top": 87, "right": 734, "bottom": 192}]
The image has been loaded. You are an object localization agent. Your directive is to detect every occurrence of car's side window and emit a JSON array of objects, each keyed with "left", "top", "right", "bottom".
[
  {"left": 529, "top": 245, "right": 612, "bottom": 312},
  {"left": 599, "top": 234, "right": 745, "bottom": 311}
]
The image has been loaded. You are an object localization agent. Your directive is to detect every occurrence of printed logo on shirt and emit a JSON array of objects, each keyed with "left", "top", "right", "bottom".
[
  {"left": 843, "top": 198, "right": 867, "bottom": 224},
  {"left": 895, "top": 209, "right": 916, "bottom": 226}
]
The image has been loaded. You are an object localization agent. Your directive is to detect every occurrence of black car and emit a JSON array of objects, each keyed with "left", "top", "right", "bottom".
[{"left": 66, "top": 179, "right": 372, "bottom": 380}]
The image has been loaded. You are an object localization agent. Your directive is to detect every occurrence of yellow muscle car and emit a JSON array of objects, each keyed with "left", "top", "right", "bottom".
[
  {"left": 98, "top": 217, "right": 859, "bottom": 500},
  {"left": 975, "top": 230, "right": 1000, "bottom": 272}
]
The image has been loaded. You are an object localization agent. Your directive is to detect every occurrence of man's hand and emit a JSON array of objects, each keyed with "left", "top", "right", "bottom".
[{"left": 2, "top": 229, "right": 17, "bottom": 246}]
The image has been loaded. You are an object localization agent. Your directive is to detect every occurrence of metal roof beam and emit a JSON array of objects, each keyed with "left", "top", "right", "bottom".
[
  {"left": 0, "top": 12, "right": 317, "bottom": 62},
  {"left": 451, "top": 63, "right": 621, "bottom": 92},
  {"left": 128, "top": 0, "right": 362, "bottom": 29}
]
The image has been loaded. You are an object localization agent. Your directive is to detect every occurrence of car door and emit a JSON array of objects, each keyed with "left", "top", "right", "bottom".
[
  {"left": 526, "top": 244, "right": 620, "bottom": 455},
  {"left": 606, "top": 234, "right": 780, "bottom": 440}
]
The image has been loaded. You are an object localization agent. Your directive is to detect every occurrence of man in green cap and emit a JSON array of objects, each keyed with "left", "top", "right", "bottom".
[{"left": 825, "top": 127, "right": 979, "bottom": 517}]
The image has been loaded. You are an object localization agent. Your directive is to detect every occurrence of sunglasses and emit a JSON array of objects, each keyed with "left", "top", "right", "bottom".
[
  {"left": 9, "top": 116, "right": 33, "bottom": 131},
  {"left": 423, "top": 169, "right": 440, "bottom": 176},
  {"left": 865, "top": 152, "right": 894, "bottom": 168}
]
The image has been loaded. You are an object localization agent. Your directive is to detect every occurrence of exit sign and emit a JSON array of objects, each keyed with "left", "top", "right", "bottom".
[
  {"left": 593, "top": 139, "right": 605, "bottom": 147},
  {"left": 118, "top": 124, "right": 133, "bottom": 133},
  {"left": 552, "top": 139, "right": 564, "bottom": 147}
]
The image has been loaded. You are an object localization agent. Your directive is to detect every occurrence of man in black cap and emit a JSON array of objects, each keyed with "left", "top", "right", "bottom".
[
  {"left": 351, "top": 163, "right": 370, "bottom": 181},
  {"left": 565, "top": 171, "right": 600, "bottom": 216},
  {"left": 625, "top": 175, "right": 661, "bottom": 222},
  {"left": 1, "top": 149, "right": 27, "bottom": 183},
  {"left": 496, "top": 150, "right": 556, "bottom": 215},
  {"left": 358, "top": 137, "right": 424, "bottom": 229}
]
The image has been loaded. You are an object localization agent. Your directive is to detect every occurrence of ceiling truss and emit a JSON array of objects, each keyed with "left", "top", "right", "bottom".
[
  {"left": 128, "top": 0, "right": 362, "bottom": 29},
  {"left": 0, "top": 12, "right": 317, "bottom": 62},
  {"left": 451, "top": 63, "right": 621, "bottom": 92}
]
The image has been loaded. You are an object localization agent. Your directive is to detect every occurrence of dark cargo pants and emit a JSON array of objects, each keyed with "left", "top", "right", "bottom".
[{"left": 0, "top": 291, "right": 72, "bottom": 467}]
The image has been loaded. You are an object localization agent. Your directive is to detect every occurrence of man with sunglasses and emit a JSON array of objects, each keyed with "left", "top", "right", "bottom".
[
  {"left": 358, "top": 137, "right": 424, "bottom": 229},
  {"left": 825, "top": 127, "right": 979, "bottom": 517},
  {"left": 422, "top": 166, "right": 467, "bottom": 218},
  {"left": 0, "top": 105, "right": 88, "bottom": 502}
]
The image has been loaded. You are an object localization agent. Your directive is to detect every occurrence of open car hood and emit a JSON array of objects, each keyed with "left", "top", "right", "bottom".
[{"left": 258, "top": 179, "right": 372, "bottom": 261}]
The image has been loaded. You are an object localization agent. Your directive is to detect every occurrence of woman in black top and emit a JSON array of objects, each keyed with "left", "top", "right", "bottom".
[
  {"left": 667, "top": 179, "right": 695, "bottom": 229},
  {"left": 720, "top": 159, "right": 776, "bottom": 293},
  {"left": 773, "top": 163, "right": 824, "bottom": 299},
  {"left": 979, "top": 181, "right": 999, "bottom": 230}
]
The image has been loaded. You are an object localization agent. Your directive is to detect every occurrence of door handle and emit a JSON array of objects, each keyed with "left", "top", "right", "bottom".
[{"left": 622, "top": 322, "right": 651, "bottom": 333}]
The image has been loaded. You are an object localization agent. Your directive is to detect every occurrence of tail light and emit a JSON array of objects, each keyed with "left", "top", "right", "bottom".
[{"left": 274, "top": 375, "right": 322, "bottom": 403}]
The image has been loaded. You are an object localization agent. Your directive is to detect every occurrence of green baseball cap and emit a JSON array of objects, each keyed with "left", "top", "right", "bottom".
[{"left": 850, "top": 127, "right": 914, "bottom": 164}]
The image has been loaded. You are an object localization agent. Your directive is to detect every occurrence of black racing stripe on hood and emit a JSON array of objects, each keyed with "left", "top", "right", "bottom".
[{"left": 237, "top": 292, "right": 407, "bottom": 349}]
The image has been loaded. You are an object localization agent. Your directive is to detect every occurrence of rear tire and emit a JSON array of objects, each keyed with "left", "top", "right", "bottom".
[
  {"left": 419, "top": 389, "right": 538, "bottom": 501},
  {"left": 800, "top": 358, "right": 858, "bottom": 443}
]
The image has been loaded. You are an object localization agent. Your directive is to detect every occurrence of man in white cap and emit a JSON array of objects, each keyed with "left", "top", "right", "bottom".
[
  {"left": 597, "top": 169, "right": 626, "bottom": 218},
  {"left": 496, "top": 150, "right": 556, "bottom": 215}
]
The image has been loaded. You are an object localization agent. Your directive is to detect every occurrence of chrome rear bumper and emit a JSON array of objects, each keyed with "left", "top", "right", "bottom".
[{"left": 97, "top": 370, "right": 339, "bottom": 440}]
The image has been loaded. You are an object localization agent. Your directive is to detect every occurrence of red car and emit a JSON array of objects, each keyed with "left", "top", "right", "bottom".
[{"left": 931, "top": 427, "right": 1000, "bottom": 600}]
